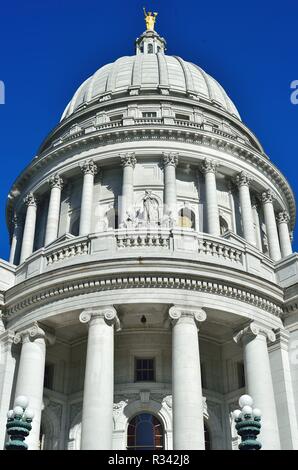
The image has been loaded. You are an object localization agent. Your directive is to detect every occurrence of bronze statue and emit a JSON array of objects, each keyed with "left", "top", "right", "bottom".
[{"left": 143, "top": 7, "right": 158, "bottom": 31}]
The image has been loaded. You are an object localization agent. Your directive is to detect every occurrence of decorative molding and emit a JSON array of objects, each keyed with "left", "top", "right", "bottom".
[
  {"left": 4, "top": 274, "right": 283, "bottom": 320},
  {"left": 49, "top": 174, "right": 64, "bottom": 190},
  {"left": 24, "top": 192, "right": 38, "bottom": 208},
  {"left": 168, "top": 305, "right": 207, "bottom": 327},
  {"left": 233, "top": 321, "right": 276, "bottom": 344},
  {"left": 261, "top": 189, "right": 274, "bottom": 204},
  {"left": 162, "top": 152, "right": 179, "bottom": 167},
  {"left": 235, "top": 171, "right": 251, "bottom": 188},
  {"left": 120, "top": 153, "right": 137, "bottom": 168},
  {"left": 200, "top": 158, "right": 218, "bottom": 174},
  {"left": 14, "top": 321, "right": 55, "bottom": 345},
  {"left": 276, "top": 210, "right": 290, "bottom": 225},
  {"left": 79, "top": 306, "right": 121, "bottom": 331},
  {"left": 80, "top": 159, "right": 98, "bottom": 176}
]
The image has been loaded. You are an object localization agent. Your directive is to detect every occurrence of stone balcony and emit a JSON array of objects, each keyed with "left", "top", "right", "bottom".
[{"left": 12, "top": 229, "right": 276, "bottom": 286}]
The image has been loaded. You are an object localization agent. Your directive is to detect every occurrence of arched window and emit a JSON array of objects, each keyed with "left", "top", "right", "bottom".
[
  {"left": 127, "top": 413, "right": 164, "bottom": 450},
  {"left": 178, "top": 207, "right": 196, "bottom": 229},
  {"left": 204, "top": 422, "right": 211, "bottom": 450},
  {"left": 219, "top": 215, "right": 229, "bottom": 235},
  {"left": 147, "top": 43, "right": 154, "bottom": 54}
]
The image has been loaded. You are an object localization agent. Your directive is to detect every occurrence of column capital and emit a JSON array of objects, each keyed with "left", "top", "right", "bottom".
[
  {"left": 79, "top": 306, "right": 121, "bottom": 331},
  {"left": 233, "top": 321, "right": 276, "bottom": 344},
  {"left": 48, "top": 173, "right": 64, "bottom": 190},
  {"left": 261, "top": 189, "right": 274, "bottom": 204},
  {"left": 24, "top": 192, "right": 38, "bottom": 208},
  {"left": 200, "top": 158, "right": 218, "bottom": 174},
  {"left": 80, "top": 159, "right": 98, "bottom": 176},
  {"left": 276, "top": 210, "right": 290, "bottom": 225},
  {"left": 162, "top": 152, "right": 179, "bottom": 168},
  {"left": 169, "top": 305, "right": 207, "bottom": 327},
  {"left": 235, "top": 171, "right": 252, "bottom": 188},
  {"left": 120, "top": 153, "right": 137, "bottom": 168},
  {"left": 14, "top": 322, "right": 55, "bottom": 345}
]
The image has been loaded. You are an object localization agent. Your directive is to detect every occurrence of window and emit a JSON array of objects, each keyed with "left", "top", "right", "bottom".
[
  {"left": 142, "top": 112, "right": 157, "bottom": 118},
  {"left": 237, "top": 361, "right": 245, "bottom": 389},
  {"left": 178, "top": 208, "right": 195, "bottom": 229},
  {"left": 127, "top": 413, "right": 163, "bottom": 450},
  {"left": 110, "top": 114, "right": 123, "bottom": 122},
  {"left": 147, "top": 43, "right": 154, "bottom": 54},
  {"left": 219, "top": 215, "right": 229, "bottom": 235},
  {"left": 44, "top": 364, "right": 54, "bottom": 390},
  {"left": 135, "top": 358, "right": 155, "bottom": 382},
  {"left": 175, "top": 113, "right": 190, "bottom": 121}
]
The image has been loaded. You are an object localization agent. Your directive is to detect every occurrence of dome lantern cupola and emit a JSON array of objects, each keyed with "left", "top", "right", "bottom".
[{"left": 135, "top": 9, "right": 166, "bottom": 55}]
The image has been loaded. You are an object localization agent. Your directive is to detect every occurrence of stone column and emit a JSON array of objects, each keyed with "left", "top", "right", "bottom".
[
  {"left": 13, "top": 323, "right": 54, "bottom": 450},
  {"left": 276, "top": 211, "right": 292, "bottom": 258},
  {"left": 0, "top": 329, "right": 16, "bottom": 449},
  {"left": 235, "top": 171, "right": 256, "bottom": 245},
  {"left": 79, "top": 307, "right": 120, "bottom": 450},
  {"left": 119, "top": 153, "right": 137, "bottom": 226},
  {"left": 234, "top": 322, "right": 281, "bottom": 449},
  {"left": 201, "top": 158, "right": 220, "bottom": 236},
  {"left": 20, "top": 193, "right": 38, "bottom": 263},
  {"left": 162, "top": 153, "right": 178, "bottom": 223},
  {"left": 9, "top": 214, "right": 22, "bottom": 264},
  {"left": 169, "top": 305, "right": 206, "bottom": 450},
  {"left": 251, "top": 196, "right": 263, "bottom": 251},
  {"left": 79, "top": 160, "right": 98, "bottom": 236},
  {"left": 44, "top": 174, "right": 64, "bottom": 246},
  {"left": 261, "top": 190, "right": 281, "bottom": 261}
]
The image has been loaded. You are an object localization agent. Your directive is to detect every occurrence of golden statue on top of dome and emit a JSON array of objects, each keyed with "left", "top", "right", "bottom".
[{"left": 143, "top": 7, "right": 158, "bottom": 31}]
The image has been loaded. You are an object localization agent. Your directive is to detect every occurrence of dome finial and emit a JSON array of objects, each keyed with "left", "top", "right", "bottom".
[{"left": 143, "top": 7, "right": 158, "bottom": 31}]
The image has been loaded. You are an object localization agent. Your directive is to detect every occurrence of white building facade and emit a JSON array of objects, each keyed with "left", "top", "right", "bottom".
[{"left": 0, "top": 24, "right": 298, "bottom": 450}]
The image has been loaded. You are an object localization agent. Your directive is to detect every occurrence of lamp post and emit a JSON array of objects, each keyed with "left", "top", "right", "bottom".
[
  {"left": 232, "top": 394, "right": 262, "bottom": 450},
  {"left": 5, "top": 396, "right": 35, "bottom": 450}
]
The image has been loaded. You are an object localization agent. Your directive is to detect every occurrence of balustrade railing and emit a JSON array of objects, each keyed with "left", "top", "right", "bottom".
[{"left": 46, "top": 239, "right": 90, "bottom": 265}]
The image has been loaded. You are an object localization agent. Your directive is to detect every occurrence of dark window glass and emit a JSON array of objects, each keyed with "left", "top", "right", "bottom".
[
  {"left": 142, "top": 112, "right": 157, "bottom": 118},
  {"left": 110, "top": 114, "right": 123, "bottom": 122},
  {"left": 237, "top": 361, "right": 245, "bottom": 388},
  {"left": 147, "top": 44, "right": 154, "bottom": 54},
  {"left": 44, "top": 364, "right": 54, "bottom": 389},
  {"left": 127, "top": 413, "right": 164, "bottom": 450},
  {"left": 135, "top": 358, "right": 155, "bottom": 382},
  {"left": 175, "top": 113, "right": 190, "bottom": 121}
]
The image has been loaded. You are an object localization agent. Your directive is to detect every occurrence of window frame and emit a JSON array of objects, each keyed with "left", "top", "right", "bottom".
[{"left": 134, "top": 357, "right": 156, "bottom": 382}]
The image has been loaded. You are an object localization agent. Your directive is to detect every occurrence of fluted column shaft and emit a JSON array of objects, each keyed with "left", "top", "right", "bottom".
[
  {"left": 262, "top": 190, "right": 281, "bottom": 261},
  {"left": 79, "top": 160, "right": 97, "bottom": 236},
  {"left": 234, "top": 322, "right": 280, "bottom": 449},
  {"left": 277, "top": 211, "right": 292, "bottom": 257},
  {"left": 45, "top": 174, "right": 63, "bottom": 246},
  {"left": 169, "top": 306, "right": 206, "bottom": 450},
  {"left": 236, "top": 172, "right": 255, "bottom": 245},
  {"left": 14, "top": 323, "right": 49, "bottom": 450},
  {"left": 163, "top": 153, "right": 178, "bottom": 222},
  {"left": 9, "top": 215, "right": 22, "bottom": 264},
  {"left": 80, "top": 307, "right": 119, "bottom": 450},
  {"left": 20, "top": 193, "right": 38, "bottom": 263},
  {"left": 119, "top": 153, "right": 136, "bottom": 225},
  {"left": 201, "top": 159, "right": 220, "bottom": 236}
]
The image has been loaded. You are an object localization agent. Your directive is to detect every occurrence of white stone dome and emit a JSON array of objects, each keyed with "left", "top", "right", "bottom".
[{"left": 61, "top": 54, "right": 241, "bottom": 121}]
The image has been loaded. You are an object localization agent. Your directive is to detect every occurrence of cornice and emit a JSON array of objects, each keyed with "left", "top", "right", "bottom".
[
  {"left": 3, "top": 272, "right": 283, "bottom": 321},
  {"left": 6, "top": 125, "right": 295, "bottom": 231}
]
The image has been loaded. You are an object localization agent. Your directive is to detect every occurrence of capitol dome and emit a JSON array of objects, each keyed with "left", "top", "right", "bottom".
[
  {"left": 61, "top": 52, "right": 241, "bottom": 121},
  {"left": 1, "top": 15, "right": 298, "bottom": 452}
]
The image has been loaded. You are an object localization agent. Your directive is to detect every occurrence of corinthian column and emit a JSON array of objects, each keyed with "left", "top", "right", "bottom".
[
  {"left": 276, "top": 211, "right": 292, "bottom": 258},
  {"left": 119, "top": 153, "right": 137, "bottom": 226},
  {"left": 9, "top": 214, "right": 22, "bottom": 264},
  {"left": 20, "top": 193, "right": 38, "bottom": 263},
  {"left": 79, "top": 160, "right": 98, "bottom": 236},
  {"left": 162, "top": 153, "right": 178, "bottom": 223},
  {"left": 80, "top": 307, "right": 120, "bottom": 450},
  {"left": 235, "top": 171, "right": 256, "bottom": 245},
  {"left": 45, "top": 174, "right": 64, "bottom": 246},
  {"left": 261, "top": 190, "right": 281, "bottom": 261},
  {"left": 201, "top": 158, "right": 220, "bottom": 236},
  {"left": 14, "top": 323, "right": 54, "bottom": 450},
  {"left": 169, "top": 305, "right": 206, "bottom": 450},
  {"left": 234, "top": 322, "right": 280, "bottom": 449}
]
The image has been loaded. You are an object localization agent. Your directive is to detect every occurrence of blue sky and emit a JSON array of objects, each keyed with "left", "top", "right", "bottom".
[{"left": 0, "top": 0, "right": 297, "bottom": 259}]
